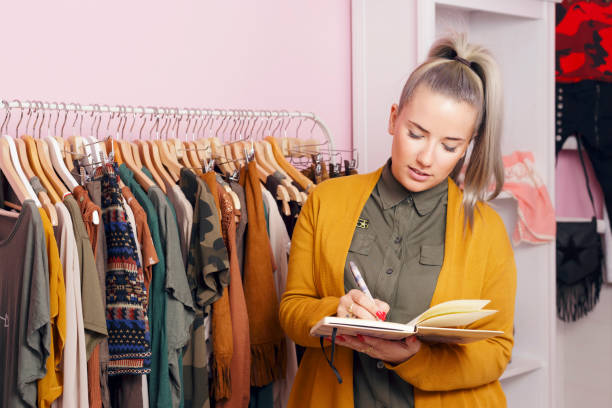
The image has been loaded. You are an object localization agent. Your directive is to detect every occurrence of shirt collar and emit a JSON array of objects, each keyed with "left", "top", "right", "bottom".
[{"left": 379, "top": 159, "right": 448, "bottom": 215}]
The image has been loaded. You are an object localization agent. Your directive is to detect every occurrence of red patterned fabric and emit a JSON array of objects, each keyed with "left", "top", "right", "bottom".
[{"left": 556, "top": 0, "right": 612, "bottom": 83}]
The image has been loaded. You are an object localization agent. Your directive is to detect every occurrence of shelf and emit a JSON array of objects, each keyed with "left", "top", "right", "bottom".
[{"left": 500, "top": 355, "right": 544, "bottom": 381}]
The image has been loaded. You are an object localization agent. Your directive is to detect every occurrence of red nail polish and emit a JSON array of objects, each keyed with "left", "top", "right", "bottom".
[
  {"left": 356, "top": 334, "right": 365, "bottom": 342},
  {"left": 376, "top": 311, "right": 386, "bottom": 321}
]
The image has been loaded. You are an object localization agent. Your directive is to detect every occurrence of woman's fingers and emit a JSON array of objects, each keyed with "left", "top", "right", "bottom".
[
  {"left": 336, "top": 291, "right": 389, "bottom": 321},
  {"left": 348, "top": 289, "right": 379, "bottom": 319},
  {"left": 373, "top": 299, "right": 390, "bottom": 320}
]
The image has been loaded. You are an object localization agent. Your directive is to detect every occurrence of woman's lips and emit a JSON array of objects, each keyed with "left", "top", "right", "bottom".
[{"left": 408, "top": 166, "right": 431, "bottom": 181}]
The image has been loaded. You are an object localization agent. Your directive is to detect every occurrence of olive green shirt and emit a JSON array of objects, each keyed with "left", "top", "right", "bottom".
[{"left": 344, "top": 160, "right": 448, "bottom": 408}]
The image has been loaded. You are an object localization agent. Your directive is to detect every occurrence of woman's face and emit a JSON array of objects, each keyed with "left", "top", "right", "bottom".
[{"left": 388, "top": 84, "right": 479, "bottom": 192}]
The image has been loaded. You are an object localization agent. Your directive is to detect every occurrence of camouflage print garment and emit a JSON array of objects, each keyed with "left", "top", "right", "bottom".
[
  {"left": 556, "top": 0, "right": 612, "bottom": 83},
  {"left": 179, "top": 168, "right": 230, "bottom": 408}
]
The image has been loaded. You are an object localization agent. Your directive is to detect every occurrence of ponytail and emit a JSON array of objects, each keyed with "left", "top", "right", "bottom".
[{"left": 398, "top": 33, "right": 504, "bottom": 227}]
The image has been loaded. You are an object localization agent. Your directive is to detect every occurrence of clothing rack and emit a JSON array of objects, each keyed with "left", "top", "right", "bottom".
[{"left": 0, "top": 99, "right": 336, "bottom": 163}]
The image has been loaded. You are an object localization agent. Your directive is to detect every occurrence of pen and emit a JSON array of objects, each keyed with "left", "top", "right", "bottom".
[{"left": 349, "top": 261, "right": 385, "bottom": 321}]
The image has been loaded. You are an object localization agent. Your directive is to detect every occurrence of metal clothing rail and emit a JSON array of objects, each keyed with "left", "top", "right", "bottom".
[{"left": 0, "top": 99, "right": 335, "bottom": 156}]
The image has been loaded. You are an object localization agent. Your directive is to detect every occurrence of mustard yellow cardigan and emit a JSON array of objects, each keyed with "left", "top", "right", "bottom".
[{"left": 279, "top": 167, "right": 517, "bottom": 408}]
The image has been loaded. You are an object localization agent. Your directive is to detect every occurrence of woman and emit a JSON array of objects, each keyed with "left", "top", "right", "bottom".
[{"left": 279, "top": 34, "right": 517, "bottom": 407}]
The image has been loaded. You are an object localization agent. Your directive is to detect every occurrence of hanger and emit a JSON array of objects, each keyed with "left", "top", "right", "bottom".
[
  {"left": 68, "top": 103, "right": 88, "bottom": 173},
  {"left": 210, "top": 116, "right": 233, "bottom": 176},
  {"left": 13, "top": 133, "right": 57, "bottom": 223},
  {"left": 115, "top": 106, "right": 134, "bottom": 166},
  {"left": 148, "top": 112, "right": 176, "bottom": 189},
  {"left": 194, "top": 112, "right": 212, "bottom": 167},
  {"left": 180, "top": 111, "right": 202, "bottom": 171},
  {"left": 261, "top": 138, "right": 302, "bottom": 202},
  {"left": 117, "top": 107, "right": 155, "bottom": 192},
  {"left": 154, "top": 108, "right": 182, "bottom": 181},
  {"left": 137, "top": 112, "right": 166, "bottom": 192},
  {"left": 21, "top": 107, "right": 62, "bottom": 204},
  {"left": 178, "top": 112, "right": 195, "bottom": 169},
  {"left": 9, "top": 101, "right": 58, "bottom": 221},
  {"left": 28, "top": 102, "right": 71, "bottom": 199},
  {"left": 164, "top": 107, "right": 185, "bottom": 163},
  {"left": 50, "top": 102, "right": 74, "bottom": 173},
  {"left": 104, "top": 109, "right": 124, "bottom": 165},
  {"left": 0, "top": 102, "right": 37, "bottom": 207},
  {"left": 78, "top": 105, "right": 98, "bottom": 175},
  {"left": 44, "top": 104, "right": 80, "bottom": 192},
  {"left": 0, "top": 137, "right": 31, "bottom": 207},
  {"left": 128, "top": 109, "right": 144, "bottom": 169}
]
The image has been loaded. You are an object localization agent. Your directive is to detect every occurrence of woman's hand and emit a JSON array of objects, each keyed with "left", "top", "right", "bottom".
[
  {"left": 333, "top": 334, "right": 422, "bottom": 365},
  {"left": 337, "top": 289, "right": 390, "bottom": 321}
]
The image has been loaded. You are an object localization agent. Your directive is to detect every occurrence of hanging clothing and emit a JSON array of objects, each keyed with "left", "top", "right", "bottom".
[
  {"left": 555, "top": 81, "right": 612, "bottom": 232},
  {"left": 229, "top": 181, "right": 248, "bottom": 276},
  {"left": 264, "top": 174, "right": 299, "bottom": 238},
  {"left": 239, "top": 161, "right": 286, "bottom": 387},
  {"left": 63, "top": 195, "right": 107, "bottom": 358},
  {"left": 201, "top": 172, "right": 233, "bottom": 402},
  {"left": 260, "top": 188, "right": 297, "bottom": 408},
  {"left": 216, "top": 183, "right": 251, "bottom": 408},
  {"left": 556, "top": 0, "right": 612, "bottom": 83},
  {"left": 0, "top": 201, "right": 50, "bottom": 408},
  {"left": 99, "top": 163, "right": 151, "bottom": 376},
  {"left": 265, "top": 137, "right": 314, "bottom": 192},
  {"left": 500, "top": 151, "right": 556, "bottom": 245},
  {"left": 122, "top": 186, "right": 159, "bottom": 292},
  {"left": 38, "top": 208, "right": 67, "bottom": 408},
  {"left": 179, "top": 168, "right": 229, "bottom": 408},
  {"left": 54, "top": 203, "right": 89, "bottom": 408},
  {"left": 118, "top": 164, "right": 172, "bottom": 407},
  {"left": 73, "top": 186, "right": 104, "bottom": 408},
  {"left": 167, "top": 185, "right": 194, "bottom": 267},
  {"left": 147, "top": 183, "right": 195, "bottom": 408},
  {"left": 85, "top": 180, "right": 112, "bottom": 408}
]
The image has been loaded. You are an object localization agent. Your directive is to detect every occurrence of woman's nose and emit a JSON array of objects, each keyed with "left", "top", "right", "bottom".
[{"left": 416, "top": 144, "right": 434, "bottom": 167}]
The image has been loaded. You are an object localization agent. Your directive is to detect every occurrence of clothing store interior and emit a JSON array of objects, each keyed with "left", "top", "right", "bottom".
[{"left": 1, "top": 1, "right": 610, "bottom": 407}]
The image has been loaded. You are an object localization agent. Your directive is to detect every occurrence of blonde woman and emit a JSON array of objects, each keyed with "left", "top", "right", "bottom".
[{"left": 280, "top": 34, "right": 516, "bottom": 407}]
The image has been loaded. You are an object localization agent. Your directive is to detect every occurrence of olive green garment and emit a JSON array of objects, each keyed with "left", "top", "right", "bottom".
[
  {"left": 63, "top": 194, "right": 108, "bottom": 358},
  {"left": 344, "top": 160, "right": 448, "bottom": 408}
]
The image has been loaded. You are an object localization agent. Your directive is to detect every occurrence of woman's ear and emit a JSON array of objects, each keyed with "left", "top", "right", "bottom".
[{"left": 388, "top": 104, "right": 399, "bottom": 135}]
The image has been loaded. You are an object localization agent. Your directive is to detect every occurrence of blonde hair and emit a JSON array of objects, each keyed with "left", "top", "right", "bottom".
[{"left": 398, "top": 33, "right": 504, "bottom": 227}]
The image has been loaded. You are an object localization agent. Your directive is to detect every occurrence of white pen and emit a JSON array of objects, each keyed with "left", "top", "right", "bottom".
[{"left": 349, "top": 261, "right": 385, "bottom": 321}]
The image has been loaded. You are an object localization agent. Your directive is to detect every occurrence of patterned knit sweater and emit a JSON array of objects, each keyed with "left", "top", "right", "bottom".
[{"left": 99, "top": 163, "right": 151, "bottom": 375}]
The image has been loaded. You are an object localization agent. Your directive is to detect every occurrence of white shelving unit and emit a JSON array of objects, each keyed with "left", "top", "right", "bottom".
[{"left": 352, "top": 1, "right": 558, "bottom": 406}]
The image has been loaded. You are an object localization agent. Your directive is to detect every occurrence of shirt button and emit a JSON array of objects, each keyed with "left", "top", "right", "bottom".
[
  {"left": 386, "top": 268, "right": 393, "bottom": 275},
  {"left": 394, "top": 237, "right": 402, "bottom": 244},
  {"left": 377, "top": 360, "right": 385, "bottom": 369}
]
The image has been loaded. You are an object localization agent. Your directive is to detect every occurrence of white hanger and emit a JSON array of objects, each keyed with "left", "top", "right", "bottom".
[
  {"left": 1, "top": 135, "right": 41, "bottom": 207},
  {"left": 46, "top": 136, "right": 100, "bottom": 225},
  {"left": 45, "top": 136, "right": 79, "bottom": 191}
]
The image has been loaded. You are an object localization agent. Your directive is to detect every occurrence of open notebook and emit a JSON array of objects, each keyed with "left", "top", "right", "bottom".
[{"left": 310, "top": 299, "right": 503, "bottom": 344}]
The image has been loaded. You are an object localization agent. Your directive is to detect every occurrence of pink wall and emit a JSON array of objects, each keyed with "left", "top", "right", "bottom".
[{"left": 0, "top": 1, "right": 352, "bottom": 151}]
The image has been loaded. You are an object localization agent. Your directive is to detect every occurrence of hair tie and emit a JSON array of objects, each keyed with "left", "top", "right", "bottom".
[{"left": 454, "top": 55, "right": 472, "bottom": 68}]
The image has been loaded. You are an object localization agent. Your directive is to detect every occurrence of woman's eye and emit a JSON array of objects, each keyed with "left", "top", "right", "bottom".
[
  {"left": 408, "top": 131, "right": 422, "bottom": 139},
  {"left": 442, "top": 144, "right": 457, "bottom": 153}
]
